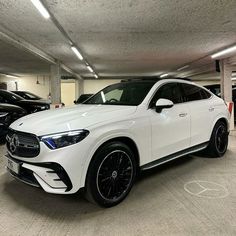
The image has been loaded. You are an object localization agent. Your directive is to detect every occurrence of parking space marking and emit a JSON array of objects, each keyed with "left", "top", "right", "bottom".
[{"left": 184, "top": 180, "right": 229, "bottom": 199}]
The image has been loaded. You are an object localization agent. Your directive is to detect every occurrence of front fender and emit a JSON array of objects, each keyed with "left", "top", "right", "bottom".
[{"left": 79, "top": 117, "right": 151, "bottom": 188}]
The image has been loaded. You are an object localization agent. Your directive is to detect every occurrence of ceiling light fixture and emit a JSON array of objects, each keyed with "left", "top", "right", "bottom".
[
  {"left": 87, "top": 65, "right": 93, "bottom": 73},
  {"left": 177, "top": 65, "right": 189, "bottom": 71},
  {"left": 6, "top": 74, "right": 19, "bottom": 79},
  {"left": 94, "top": 74, "right": 98, "bottom": 79},
  {"left": 31, "top": 0, "right": 50, "bottom": 19},
  {"left": 160, "top": 73, "right": 169, "bottom": 78},
  {"left": 71, "top": 46, "right": 83, "bottom": 60},
  {"left": 211, "top": 45, "right": 236, "bottom": 59}
]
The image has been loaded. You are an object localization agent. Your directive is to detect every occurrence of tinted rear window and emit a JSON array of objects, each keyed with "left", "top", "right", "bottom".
[{"left": 181, "top": 84, "right": 211, "bottom": 102}]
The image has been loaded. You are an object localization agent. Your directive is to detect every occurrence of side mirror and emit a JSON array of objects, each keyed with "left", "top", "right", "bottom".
[{"left": 155, "top": 98, "right": 174, "bottom": 113}]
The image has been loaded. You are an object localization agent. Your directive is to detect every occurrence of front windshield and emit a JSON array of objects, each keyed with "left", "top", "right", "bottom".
[{"left": 84, "top": 81, "right": 155, "bottom": 106}]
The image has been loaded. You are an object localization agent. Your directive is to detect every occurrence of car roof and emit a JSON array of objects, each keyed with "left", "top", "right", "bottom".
[{"left": 120, "top": 77, "right": 191, "bottom": 83}]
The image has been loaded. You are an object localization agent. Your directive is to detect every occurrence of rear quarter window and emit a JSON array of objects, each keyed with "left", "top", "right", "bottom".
[{"left": 181, "top": 84, "right": 211, "bottom": 102}]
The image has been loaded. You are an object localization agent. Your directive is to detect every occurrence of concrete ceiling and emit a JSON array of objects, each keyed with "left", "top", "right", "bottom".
[
  {"left": 0, "top": 0, "right": 236, "bottom": 79},
  {"left": 0, "top": 39, "right": 50, "bottom": 75}
]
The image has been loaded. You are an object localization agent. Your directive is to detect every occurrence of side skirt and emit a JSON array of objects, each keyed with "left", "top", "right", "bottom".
[{"left": 140, "top": 142, "right": 209, "bottom": 171}]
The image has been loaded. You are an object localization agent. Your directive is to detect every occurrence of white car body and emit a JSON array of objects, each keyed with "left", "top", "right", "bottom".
[{"left": 5, "top": 79, "right": 229, "bottom": 197}]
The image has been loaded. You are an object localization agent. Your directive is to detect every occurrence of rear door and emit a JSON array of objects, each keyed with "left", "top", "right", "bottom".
[{"left": 181, "top": 83, "right": 214, "bottom": 146}]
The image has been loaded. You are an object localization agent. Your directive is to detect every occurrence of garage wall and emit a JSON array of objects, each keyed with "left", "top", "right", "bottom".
[
  {"left": 0, "top": 76, "right": 79, "bottom": 104},
  {"left": 193, "top": 80, "right": 219, "bottom": 86},
  {"left": 61, "top": 82, "right": 76, "bottom": 106},
  {"left": 83, "top": 79, "right": 120, "bottom": 94}
]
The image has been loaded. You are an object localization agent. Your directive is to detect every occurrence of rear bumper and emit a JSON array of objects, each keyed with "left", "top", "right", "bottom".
[{"left": 6, "top": 155, "right": 73, "bottom": 194}]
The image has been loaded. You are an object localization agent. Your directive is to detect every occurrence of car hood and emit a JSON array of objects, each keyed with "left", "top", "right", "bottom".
[{"left": 10, "top": 104, "right": 137, "bottom": 136}]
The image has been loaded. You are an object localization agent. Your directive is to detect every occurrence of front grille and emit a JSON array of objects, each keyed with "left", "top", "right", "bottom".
[{"left": 6, "top": 129, "right": 40, "bottom": 158}]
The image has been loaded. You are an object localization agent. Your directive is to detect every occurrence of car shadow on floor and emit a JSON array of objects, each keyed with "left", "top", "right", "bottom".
[
  {"left": 2, "top": 173, "right": 102, "bottom": 220},
  {"left": 1, "top": 153, "right": 217, "bottom": 220}
]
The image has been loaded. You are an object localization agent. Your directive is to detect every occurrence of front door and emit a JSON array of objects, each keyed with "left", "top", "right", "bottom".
[{"left": 148, "top": 82, "right": 191, "bottom": 160}]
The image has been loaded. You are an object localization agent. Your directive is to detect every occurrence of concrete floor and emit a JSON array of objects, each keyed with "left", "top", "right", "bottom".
[{"left": 0, "top": 133, "right": 236, "bottom": 236}]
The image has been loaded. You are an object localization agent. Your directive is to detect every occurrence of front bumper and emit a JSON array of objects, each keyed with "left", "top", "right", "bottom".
[
  {"left": 5, "top": 129, "right": 95, "bottom": 194},
  {"left": 6, "top": 154, "right": 73, "bottom": 194}
]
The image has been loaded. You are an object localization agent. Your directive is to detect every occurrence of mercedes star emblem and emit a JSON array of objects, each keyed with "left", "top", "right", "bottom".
[{"left": 9, "top": 134, "right": 19, "bottom": 153}]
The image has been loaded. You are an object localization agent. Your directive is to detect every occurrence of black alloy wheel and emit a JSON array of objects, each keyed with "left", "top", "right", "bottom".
[
  {"left": 96, "top": 150, "right": 133, "bottom": 201},
  {"left": 215, "top": 123, "right": 228, "bottom": 154},
  {"left": 85, "top": 142, "right": 136, "bottom": 207},
  {"left": 206, "top": 121, "right": 228, "bottom": 157}
]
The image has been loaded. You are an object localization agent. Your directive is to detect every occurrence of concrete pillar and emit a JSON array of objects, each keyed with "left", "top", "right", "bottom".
[
  {"left": 220, "top": 59, "right": 234, "bottom": 130},
  {"left": 75, "top": 79, "right": 80, "bottom": 100},
  {"left": 50, "top": 61, "right": 61, "bottom": 104},
  {"left": 79, "top": 80, "right": 84, "bottom": 95}
]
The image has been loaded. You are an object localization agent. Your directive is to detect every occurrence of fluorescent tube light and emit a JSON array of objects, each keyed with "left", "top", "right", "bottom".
[
  {"left": 71, "top": 46, "right": 83, "bottom": 60},
  {"left": 94, "top": 74, "right": 98, "bottom": 78},
  {"left": 177, "top": 65, "right": 189, "bottom": 71},
  {"left": 31, "top": 0, "right": 50, "bottom": 19},
  {"left": 6, "top": 75, "right": 19, "bottom": 79},
  {"left": 211, "top": 45, "right": 236, "bottom": 59},
  {"left": 160, "top": 73, "right": 169, "bottom": 78},
  {"left": 87, "top": 65, "right": 93, "bottom": 73}
]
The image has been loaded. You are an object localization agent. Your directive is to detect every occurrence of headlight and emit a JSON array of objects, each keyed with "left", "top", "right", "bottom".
[{"left": 40, "top": 130, "right": 89, "bottom": 149}]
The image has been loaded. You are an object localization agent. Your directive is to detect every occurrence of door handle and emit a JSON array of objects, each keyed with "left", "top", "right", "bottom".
[
  {"left": 209, "top": 107, "right": 215, "bottom": 112},
  {"left": 179, "top": 113, "right": 187, "bottom": 117}
]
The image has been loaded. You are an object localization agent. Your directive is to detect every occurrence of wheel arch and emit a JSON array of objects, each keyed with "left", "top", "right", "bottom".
[
  {"left": 213, "top": 117, "right": 229, "bottom": 131},
  {"left": 97, "top": 136, "right": 140, "bottom": 167},
  {"left": 82, "top": 136, "right": 140, "bottom": 188}
]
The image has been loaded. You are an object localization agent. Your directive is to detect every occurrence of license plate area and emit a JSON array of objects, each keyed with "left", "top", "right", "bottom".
[{"left": 7, "top": 158, "right": 20, "bottom": 175}]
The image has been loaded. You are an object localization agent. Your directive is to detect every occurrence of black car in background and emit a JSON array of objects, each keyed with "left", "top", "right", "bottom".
[
  {"left": 0, "top": 89, "right": 50, "bottom": 114},
  {"left": 12, "top": 91, "right": 51, "bottom": 104},
  {"left": 0, "top": 103, "right": 27, "bottom": 142},
  {"left": 204, "top": 84, "right": 236, "bottom": 96},
  {"left": 12, "top": 91, "right": 42, "bottom": 100},
  {"left": 74, "top": 94, "right": 94, "bottom": 104}
]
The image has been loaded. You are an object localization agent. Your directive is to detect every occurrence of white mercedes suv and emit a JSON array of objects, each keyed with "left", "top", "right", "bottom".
[{"left": 5, "top": 79, "right": 229, "bottom": 207}]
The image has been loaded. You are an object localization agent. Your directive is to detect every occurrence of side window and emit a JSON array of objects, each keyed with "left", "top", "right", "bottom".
[
  {"left": 181, "top": 84, "right": 211, "bottom": 102},
  {"left": 201, "top": 89, "right": 211, "bottom": 99},
  {"left": 150, "top": 83, "right": 183, "bottom": 106}
]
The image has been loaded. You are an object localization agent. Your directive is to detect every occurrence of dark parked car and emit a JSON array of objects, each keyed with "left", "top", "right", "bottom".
[
  {"left": 0, "top": 89, "right": 50, "bottom": 114},
  {"left": 12, "top": 91, "right": 51, "bottom": 104},
  {"left": 204, "top": 84, "right": 236, "bottom": 96},
  {"left": 0, "top": 103, "right": 27, "bottom": 142},
  {"left": 74, "top": 94, "right": 94, "bottom": 104}
]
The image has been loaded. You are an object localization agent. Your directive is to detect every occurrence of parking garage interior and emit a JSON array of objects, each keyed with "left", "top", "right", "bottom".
[{"left": 0, "top": 0, "right": 236, "bottom": 235}]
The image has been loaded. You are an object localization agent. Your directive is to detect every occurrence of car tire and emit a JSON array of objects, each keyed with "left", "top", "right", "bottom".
[
  {"left": 205, "top": 121, "right": 228, "bottom": 157},
  {"left": 85, "top": 141, "right": 137, "bottom": 207}
]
